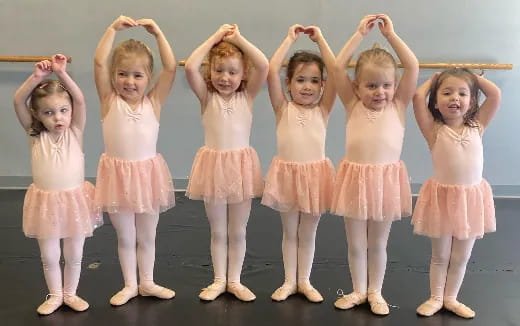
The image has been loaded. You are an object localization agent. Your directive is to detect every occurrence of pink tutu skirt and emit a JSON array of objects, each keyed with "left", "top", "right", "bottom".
[
  {"left": 186, "top": 146, "right": 263, "bottom": 204},
  {"left": 331, "top": 159, "right": 412, "bottom": 221},
  {"left": 262, "top": 157, "right": 334, "bottom": 216},
  {"left": 23, "top": 181, "right": 102, "bottom": 239},
  {"left": 412, "top": 178, "right": 496, "bottom": 240},
  {"left": 95, "top": 153, "right": 175, "bottom": 214}
]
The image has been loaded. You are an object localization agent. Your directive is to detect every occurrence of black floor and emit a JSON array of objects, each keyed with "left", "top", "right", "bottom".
[{"left": 0, "top": 190, "right": 519, "bottom": 326}]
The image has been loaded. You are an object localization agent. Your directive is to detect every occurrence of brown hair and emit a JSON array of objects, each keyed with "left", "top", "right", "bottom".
[
  {"left": 286, "top": 50, "right": 325, "bottom": 82},
  {"left": 29, "top": 80, "right": 72, "bottom": 137},
  {"left": 110, "top": 39, "right": 154, "bottom": 83},
  {"left": 427, "top": 68, "right": 480, "bottom": 128},
  {"left": 203, "top": 41, "right": 249, "bottom": 92},
  {"left": 354, "top": 43, "right": 398, "bottom": 81}
]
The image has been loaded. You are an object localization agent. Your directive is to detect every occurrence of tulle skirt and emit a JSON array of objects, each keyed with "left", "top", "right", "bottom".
[
  {"left": 23, "top": 181, "right": 102, "bottom": 239},
  {"left": 331, "top": 159, "right": 412, "bottom": 221},
  {"left": 262, "top": 157, "right": 334, "bottom": 216},
  {"left": 95, "top": 153, "right": 175, "bottom": 214},
  {"left": 412, "top": 178, "right": 496, "bottom": 240},
  {"left": 186, "top": 146, "right": 263, "bottom": 204}
]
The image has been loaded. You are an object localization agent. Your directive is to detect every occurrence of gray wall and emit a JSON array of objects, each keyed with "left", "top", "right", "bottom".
[{"left": 0, "top": 0, "right": 518, "bottom": 188}]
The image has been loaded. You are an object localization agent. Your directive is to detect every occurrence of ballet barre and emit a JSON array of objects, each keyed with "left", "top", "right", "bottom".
[{"left": 0, "top": 56, "right": 72, "bottom": 63}]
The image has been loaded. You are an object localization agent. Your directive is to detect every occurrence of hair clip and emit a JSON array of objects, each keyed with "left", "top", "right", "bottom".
[{"left": 38, "top": 82, "right": 49, "bottom": 89}]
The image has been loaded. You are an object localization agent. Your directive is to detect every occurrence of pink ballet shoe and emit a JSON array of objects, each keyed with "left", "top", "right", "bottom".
[
  {"left": 199, "top": 281, "right": 226, "bottom": 301},
  {"left": 37, "top": 294, "right": 63, "bottom": 315},
  {"left": 297, "top": 283, "right": 323, "bottom": 303},
  {"left": 227, "top": 282, "right": 256, "bottom": 302},
  {"left": 110, "top": 286, "right": 138, "bottom": 306},
  {"left": 443, "top": 299, "right": 475, "bottom": 319},
  {"left": 138, "top": 283, "right": 175, "bottom": 299},
  {"left": 416, "top": 296, "right": 443, "bottom": 317},
  {"left": 368, "top": 292, "right": 390, "bottom": 316},
  {"left": 271, "top": 282, "right": 297, "bottom": 301},
  {"left": 334, "top": 291, "right": 367, "bottom": 309},
  {"left": 63, "top": 294, "right": 89, "bottom": 312}
]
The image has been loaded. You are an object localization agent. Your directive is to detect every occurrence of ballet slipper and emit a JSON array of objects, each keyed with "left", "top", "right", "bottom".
[
  {"left": 443, "top": 299, "right": 475, "bottom": 319},
  {"left": 138, "top": 283, "right": 175, "bottom": 299},
  {"left": 227, "top": 282, "right": 256, "bottom": 302},
  {"left": 110, "top": 286, "right": 138, "bottom": 306},
  {"left": 368, "top": 292, "right": 390, "bottom": 316},
  {"left": 297, "top": 283, "right": 323, "bottom": 303},
  {"left": 199, "top": 281, "right": 226, "bottom": 301},
  {"left": 63, "top": 294, "right": 89, "bottom": 312},
  {"left": 416, "top": 296, "right": 443, "bottom": 317},
  {"left": 271, "top": 282, "right": 297, "bottom": 301},
  {"left": 37, "top": 294, "right": 63, "bottom": 315},
  {"left": 334, "top": 291, "right": 367, "bottom": 309}
]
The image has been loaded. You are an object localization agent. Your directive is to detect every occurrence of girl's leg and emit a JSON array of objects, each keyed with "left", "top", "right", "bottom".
[
  {"left": 335, "top": 218, "right": 369, "bottom": 309},
  {"left": 36, "top": 238, "right": 63, "bottom": 315},
  {"left": 62, "top": 236, "right": 89, "bottom": 311},
  {"left": 271, "top": 211, "right": 299, "bottom": 301},
  {"left": 417, "top": 236, "right": 452, "bottom": 316},
  {"left": 226, "top": 199, "right": 255, "bottom": 301},
  {"left": 199, "top": 202, "right": 228, "bottom": 301},
  {"left": 135, "top": 211, "right": 174, "bottom": 299},
  {"left": 296, "top": 213, "right": 323, "bottom": 303},
  {"left": 109, "top": 211, "right": 138, "bottom": 305},
  {"left": 443, "top": 238, "right": 476, "bottom": 318},
  {"left": 366, "top": 220, "right": 393, "bottom": 315}
]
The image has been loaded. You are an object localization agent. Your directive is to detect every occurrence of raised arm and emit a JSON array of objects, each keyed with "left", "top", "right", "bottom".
[
  {"left": 334, "top": 15, "right": 378, "bottom": 110},
  {"left": 94, "top": 16, "right": 137, "bottom": 105},
  {"left": 413, "top": 73, "right": 438, "bottom": 147},
  {"left": 267, "top": 25, "right": 303, "bottom": 112},
  {"left": 378, "top": 14, "right": 419, "bottom": 110},
  {"left": 137, "top": 19, "right": 176, "bottom": 112},
  {"left": 13, "top": 61, "right": 52, "bottom": 132},
  {"left": 223, "top": 24, "right": 268, "bottom": 99},
  {"left": 185, "top": 25, "right": 234, "bottom": 103},
  {"left": 307, "top": 26, "right": 336, "bottom": 114},
  {"left": 475, "top": 74, "right": 501, "bottom": 130},
  {"left": 51, "top": 54, "right": 86, "bottom": 133}
]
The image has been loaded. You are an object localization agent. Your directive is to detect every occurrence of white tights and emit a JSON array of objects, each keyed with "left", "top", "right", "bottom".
[
  {"left": 109, "top": 210, "right": 160, "bottom": 288},
  {"left": 204, "top": 199, "right": 252, "bottom": 283},
  {"left": 344, "top": 219, "right": 392, "bottom": 295},
  {"left": 280, "top": 211, "right": 321, "bottom": 285},
  {"left": 38, "top": 237, "right": 85, "bottom": 297},
  {"left": 429, "top": 236, "right": 475, "bottom": 300}
]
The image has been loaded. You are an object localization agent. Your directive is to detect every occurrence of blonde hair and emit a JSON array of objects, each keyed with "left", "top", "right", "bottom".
[
  {"left": 354, "top": 43, "right": 398, "bottom": 81},
  {"left": 203, "top": 41, "right": 249, "bottom": 92},
  {"left": 110, "top": 39, "right": 154, "bottom": 83},
  {"left": 29, "top": 80, "right": 72, "bottom": 137}
]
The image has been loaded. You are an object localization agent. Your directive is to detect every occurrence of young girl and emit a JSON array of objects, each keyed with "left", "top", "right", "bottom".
[
  {"left": 331, "top": 14, "right": 419, "bottom": 315},
  {"left": 185, "top": 24, "right": 268, "bottom": 301},
  {"left": 14, "top": 54, "right": 102, "bottom": 315},
  {"left": 412, "top": 68, "right": 500, "bottom": 319},
  {"left": 93, "top": 15, "right": 176, "bottom": 306},
  {"left": 262, "top": 25, "right": 335, "bottom": 303}
]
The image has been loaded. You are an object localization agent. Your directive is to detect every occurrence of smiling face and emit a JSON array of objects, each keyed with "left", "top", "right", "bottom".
[
  {"left": 33, "top": 93, "right": 72, "bottom": 136},
  {"left": 287, "top": 62, "right": 323, "bottom": 107},
  {"left": 355, "top": 63, "right": 396, "bottom": 111},
  {"left": 113, "top": 56, "right": 151, "bottom": 105},
  {"left": 210, "top": 55, "right": 245, "bottom": 100},
  {"left": 434, "top": 76, "right": 472, "bottom": 124}
]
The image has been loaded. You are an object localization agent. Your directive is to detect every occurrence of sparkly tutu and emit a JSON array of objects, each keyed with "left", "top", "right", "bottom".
[
  {"left": 262, "top": 157, "right": 334, "bottom": 216},
  {"left": 186, "top": 146, "right": 263, "bottom": 204},
  {"left": 23, "top": 181, "right": 102, "bottom": 239},
  {"left": 412, "top": 178, "right": 495, "bottom": 240},
  {"left": 331, "top": 159, "right": 412, "bottom": 221},
  {"left": 95, "top": 153, "right": 175, "bottom": 214}
]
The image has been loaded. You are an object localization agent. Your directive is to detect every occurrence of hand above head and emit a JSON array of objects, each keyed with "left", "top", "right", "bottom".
[
  {"left": 51, "top": 54, "right": 67, "bottom": 74},
  {"left": 287, "top": 24, "right": 305, "bottom": 41},
  {"left": 216, "top": 24, "right": 236, "bottom": 41},
  {"left": 358, "top": 14, "right": 379, "bottom": 36},
  {"left": 136, "top": 18, "right": 160, "bottom": 36},
  {"left": 222, "top": 24, "right": 241, "bottom": 43},
  {"left": 111, "top": 15, "right": 137, "bottom": 31},
  {"left": 376, "top": 14, "right": 395, "bottom": 37},
  {"left": 304, "top": 26, "right": 323, "bottom": 42},
  {"left": 34, "top": 60, "right": 52, "bottom": 78}
]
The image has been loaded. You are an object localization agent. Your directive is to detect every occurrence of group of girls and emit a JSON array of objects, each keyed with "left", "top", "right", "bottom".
[{"left": 13, "top": 14, "right": 500, "bottom": 320}]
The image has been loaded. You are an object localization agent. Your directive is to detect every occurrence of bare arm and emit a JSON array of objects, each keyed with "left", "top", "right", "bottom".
[
  {"left": 13, "top": 61, "right": 52, "bottom": 132},
  {"left": 224, "top": 25, "right": 268, "bottom": 99},
  {"left": 413, "top": 73, "right": 438, "bottom": 147},
  {"left": 185, "top": 25, "right": 233, "bottom": 103},
  {"left": 378, "top": 14, "right": 419, "bottom": 110},
  {"left": 475, "top": 74, "right": 501, "bottom": 130},
  {"left": 51, "top": 54, "right": 86, "bottom": 133},
  {"left": 137, "top": 19, "right": 176, "bottom": 114},
  {"left": 334, "top": 15, "right": 378, "bottom": 111}
]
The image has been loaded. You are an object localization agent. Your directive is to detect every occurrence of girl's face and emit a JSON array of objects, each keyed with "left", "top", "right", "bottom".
[
  {"left": 210, "top": 55, "right": 245, "bottom": 100},
  {"left": 34, "top": 94, "right": 72, "bottom": 136},
  {"left": 355, "top": 63, "right": 396, "bottom": 111},
  {"left": 287, "top": 62, "right": 323, "bottom": 107},
  {"left": 113, "top": 57, "right": 150, "bottom": 105},
  {"left": 435, "top": 76, "right": 472, "bottom": 124}
]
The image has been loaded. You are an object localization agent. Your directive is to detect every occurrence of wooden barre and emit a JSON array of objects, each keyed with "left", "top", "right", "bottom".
[{"left": 0, "top": 56, "right": 72, "bottom": 63}]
